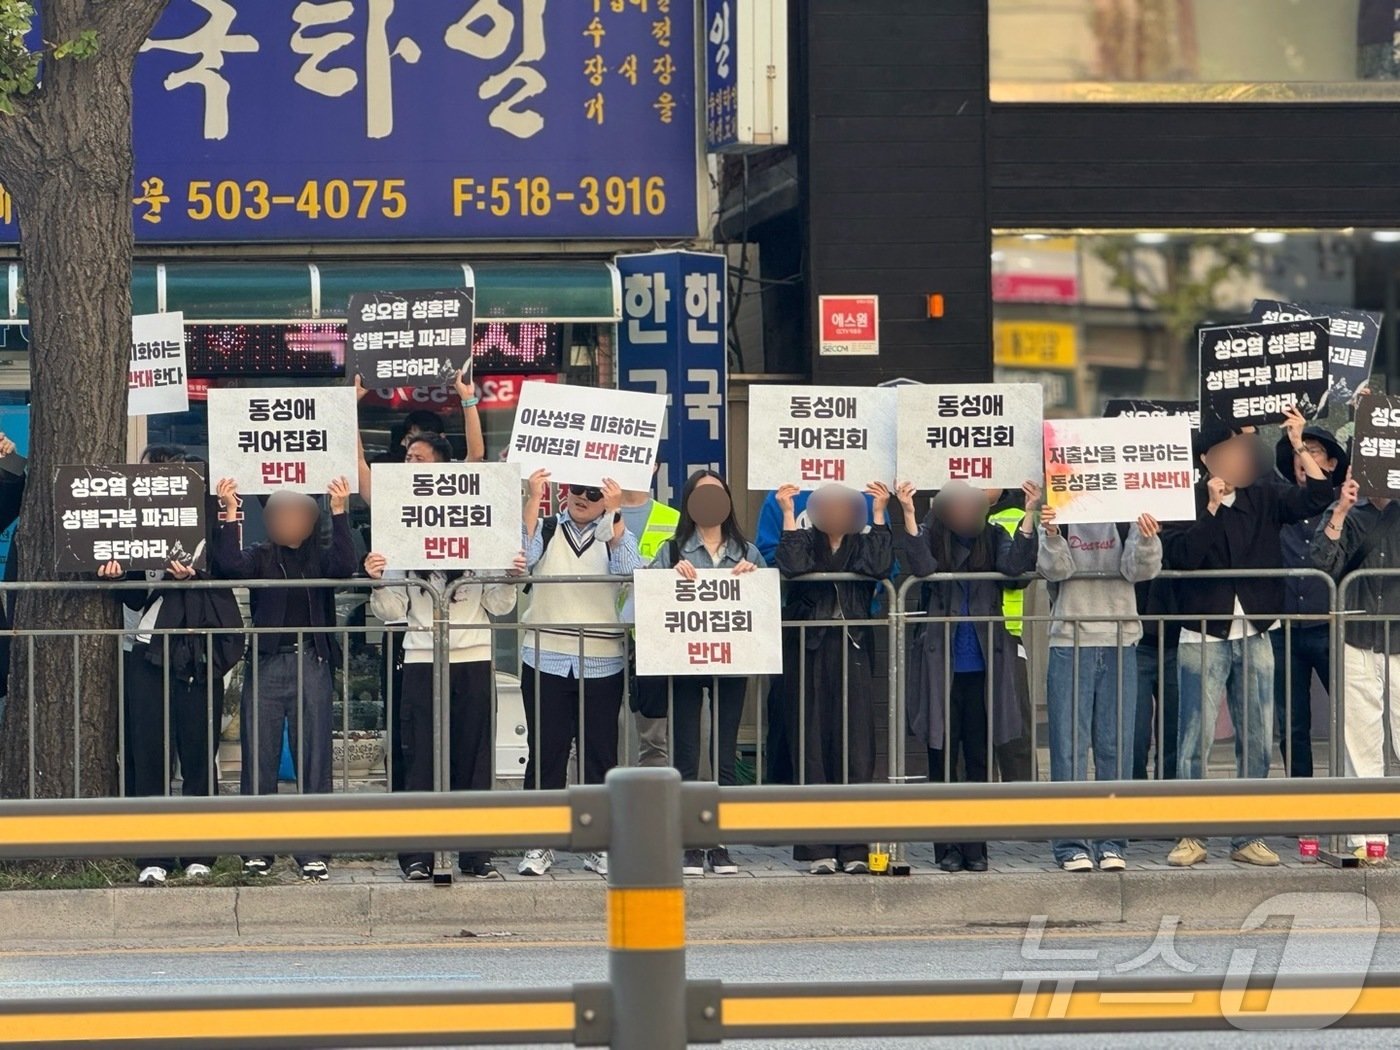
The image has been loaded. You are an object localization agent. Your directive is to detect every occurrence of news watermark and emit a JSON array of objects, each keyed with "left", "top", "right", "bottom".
[{"left": 1005, "top": 892, "right": 1381, "bottom": 1030}]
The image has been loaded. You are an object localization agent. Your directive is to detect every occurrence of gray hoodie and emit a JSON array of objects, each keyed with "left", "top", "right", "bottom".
[{"left": 1038, "top": 522, "right": 1162, "bottom": 647}]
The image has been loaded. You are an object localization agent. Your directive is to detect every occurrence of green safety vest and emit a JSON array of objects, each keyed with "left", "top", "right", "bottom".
[{"left": 988, "top": 506, "right": 1025, "bottom": 638}]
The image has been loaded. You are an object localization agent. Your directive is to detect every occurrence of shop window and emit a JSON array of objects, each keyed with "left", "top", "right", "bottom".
[{"left": 991, "top": 0, "right": 1400, "bottom": 102}]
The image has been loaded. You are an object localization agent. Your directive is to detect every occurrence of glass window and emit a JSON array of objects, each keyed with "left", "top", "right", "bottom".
[
  {"left": 991, "top": 228, "right": 1399, "bottom": 421},
  {"left": 991, "top": 0, "right": 1400, "bottom": 102}
]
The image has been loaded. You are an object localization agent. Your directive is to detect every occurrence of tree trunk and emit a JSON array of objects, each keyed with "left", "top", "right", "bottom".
[{"left": 0, "top": 0, "right": 170, "bottom": 799}]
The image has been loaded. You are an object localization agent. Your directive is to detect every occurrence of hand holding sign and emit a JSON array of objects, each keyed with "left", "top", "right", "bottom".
[{"left": 1137, "top": 514, "right": 1161, "bottom": 540}]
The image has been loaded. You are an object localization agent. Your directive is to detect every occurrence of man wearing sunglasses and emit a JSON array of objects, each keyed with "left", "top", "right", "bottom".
[{"left": 517, "top": 469, "right": 642, "bottom": 877}]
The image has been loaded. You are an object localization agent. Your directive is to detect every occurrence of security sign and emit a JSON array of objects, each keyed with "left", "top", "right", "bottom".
[{"left": 818, "top": 295, "right": 879, "bottom": 356}]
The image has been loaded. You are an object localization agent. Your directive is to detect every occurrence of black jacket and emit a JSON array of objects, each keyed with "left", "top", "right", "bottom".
[
  {"left": 1160, "top": 475, "right": 1332, "bottom": 638},
  {"left": 776, "top": 525, "right": 893, "bottom": 650},
  {"left": 124, "top": 575, "right": 245, "bottom": 683},
  {"left": 1311, "top": 500, "right": 1400, "bottom": 653},
  {"left": 212, "top": 512, "right": 356, "bottom": 660}
]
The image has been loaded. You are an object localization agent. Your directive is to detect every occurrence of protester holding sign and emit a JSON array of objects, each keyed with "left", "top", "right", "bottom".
[
  {"left": 643, "top": 470, "right": 764, "bottom": 877},
  {"left": 213, "top": 475, "right": 356, "bottom": 882},
  {"left": 895, "top": 479, "right": 1039, "bottom": 873},
  {"left": 1038, "top": 505, "right": 1162, "bottom": 873},
  {"left": 1310, "top": 471, "right": 1400, "bottom": 864},
  {"left": 354, "top": 369, "right": 487, "bottom": 501},
  {"left": 777, "top": 480, "right": 893, "bottom": 875},
  {"left": 516, "top": 468, "right": 642, "bottom": 879},
  {"left": 1160, "top": 407, "right": 1332, "bottom": 869}
]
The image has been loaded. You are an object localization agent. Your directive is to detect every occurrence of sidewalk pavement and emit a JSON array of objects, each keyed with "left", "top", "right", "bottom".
[{"left": 0, "top": 837, "right": 1391, "bottom": 948}]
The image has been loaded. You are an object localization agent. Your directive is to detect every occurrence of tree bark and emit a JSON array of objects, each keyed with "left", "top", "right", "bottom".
[{"left": 0, "top": 0, "right": 169, "bottom": 798}]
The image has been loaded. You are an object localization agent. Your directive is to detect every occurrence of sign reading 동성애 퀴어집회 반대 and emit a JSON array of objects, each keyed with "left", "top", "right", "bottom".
[
  {"left": 746, "top": 385, "right": 896, "bottom": 491},
  {"left": 207, "top": 387, "right": 359, "bottom": 495},
  {"left": 370, "top": 462, "right": 522, "bottom": 571},
  {"left": 896, "top": 383, "right": 1043, "bottom": 490},
  {"left": 633, "top": 567, "right": 783, "bottom": 677}
]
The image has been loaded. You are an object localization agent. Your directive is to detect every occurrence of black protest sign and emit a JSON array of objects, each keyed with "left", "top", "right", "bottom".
[
  {"left": 1198, "top": 319, "right": 1330, "bottom": 428},
  {"left": 1250, "top": 299, "right": 1381, "bottom": 400},
  {"left": 1351, "top": 395, "right": 1400, "bottom": 499},
  {"left": 1103, "top": 399, "right": 1201, "bottom": 431},
  {"left": 54, "top": 465, "right": 206, "bottom": 572},
  {"left": 348, "top": 287, "right": 476, "bottom": 389}
]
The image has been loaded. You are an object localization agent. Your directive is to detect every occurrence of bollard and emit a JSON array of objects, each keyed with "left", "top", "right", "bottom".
[{"left": 605, "top": 766, "right": 687, "bottom": 1050}]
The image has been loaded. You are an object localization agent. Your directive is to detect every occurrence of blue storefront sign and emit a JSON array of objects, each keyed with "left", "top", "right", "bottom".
[
  {"left": 0, "top": 404, "right": 29, "bottom": 576},
  {"left": 8, "top": 1, "right": 701, "bottom": 242},
  {"left": 616, "top": 251, "right": 727, "bottom": 507},
  {"left": 704, "top": 0, "right": 738, "bottom": 150}
]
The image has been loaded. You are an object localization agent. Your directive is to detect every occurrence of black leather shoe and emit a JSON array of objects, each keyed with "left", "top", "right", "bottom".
[
  {"left": 938, "top": 854, "right": 964, "bottom": 873},
  {"left": 965, "top": 857, "right": 989, "bottom": 872}
]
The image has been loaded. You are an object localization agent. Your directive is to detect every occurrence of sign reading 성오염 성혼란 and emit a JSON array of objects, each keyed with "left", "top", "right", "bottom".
[
  {"left": 506, "top": 382, "right": 667, "bottom": 492},
  {"left": 634, "top": 567, "right": 782, "bottom": 677},
  {"left": 746, "top": 385, "right": 895, "bottom": 491},
  {"left": 54, "top": 465, "right": 207, "bottom": 573},
  {"left": 207, "top": 387, "right": 359, "bottom": 495},
  {"left": 1350, "top": 394, "right": 1400, "bottom": 499},
  {"left": 1198, "top": 319, "right": 1331, "bottom": 429},
  {"left": 128, "top": 312, "right": 188, "bottom": 417},
  {"left": 896, "top": 383, "right": 1043, "bottom": 490},
  {"left": 1250, "top": 299, "right": 1381, "bottom": 401},
  {"left": 93, "top": 2, "right": 701, "bottom": 242},
  {"left": 348, "top": 287, "right": 475, "bottom": 389},
  {"left": 818, "top": 295, "right": 879, "bottom": 356},
  {"left": 370, "top": 462, "right": 522, "bottom": 572},
  {"left": 1043, "top": 416, "right": 1196, "bottom": 526},
  {"left": 1103, "top": 399, "right": 1201, "bottom": 431}
]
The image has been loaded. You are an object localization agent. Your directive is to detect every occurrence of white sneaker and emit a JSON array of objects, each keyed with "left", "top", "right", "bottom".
[
  {"left": 518, "top": 849, "right": 554, "bottom": 876},
  {"left": 182, "top": 863, "right": 212, "bottom": 880},
  {"left": 137, "top": 866, "right": 167, "bottom": 887},
  {"left": 1060, "top": 853, "right": 1093, "bottom": 873},
  {"left": 1097, "top": 852, "right": 1127, "bottom": 872},
  {"left": 809, "top": 857, "right": 838, "bottom": 875},
  {"left": 584, "top": 852, "right": 609, "bottom": 877}
]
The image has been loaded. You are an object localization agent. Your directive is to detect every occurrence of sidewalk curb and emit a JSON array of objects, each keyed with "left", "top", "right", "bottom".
[{"left": 0, "top": 865, "right": 1392, "bottom": 947}]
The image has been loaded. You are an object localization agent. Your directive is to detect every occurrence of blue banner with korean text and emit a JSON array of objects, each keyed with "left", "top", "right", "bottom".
[
  {"left": 704, "top": 0, "right": 738, "bottom": 150},
  {"left": 7, "top": 0, "right": 701, "bottom": 242},
  {"left": 616, "top": 251, "right": 728, "bottom": 507}
]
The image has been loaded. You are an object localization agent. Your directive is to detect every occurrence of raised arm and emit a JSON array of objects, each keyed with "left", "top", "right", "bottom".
[
  {"left": 456, "top": 368, "right": 486, "bottom": 463},
  {"left": 211, "top": 477, "right": 258, "bottom": 579}
]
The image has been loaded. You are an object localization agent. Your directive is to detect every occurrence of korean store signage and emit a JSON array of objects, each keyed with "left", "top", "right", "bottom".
[
  {"left": 4, "top": 1, "right": 702, "bottom": 242},
  {"left": 818, "top": 295, "right": 879, "bottom": 356},
  {"left": 993, "top": 321, "right": 1078, "bottom": 370},
  {"left": 370, "top": 462, "right": 522, "bottom": 570},
  {"left": 1043, "top": 416, "right": 1195, "bottom": 526},
  {"left": 896, "top": 383, "right": 1043, "bottom": 489},
  {"left": 54, "top": 465, "right": 207, "bottom": 572},
  {"left": 207, "top": 387, "right": 359, "bottom": 494},
  {"left": 633, "top": 567, "right": 783, "bottom": 676},
  {"left": 747, "top": 385, "right": 896, "bottom": 491},
  {"left": 347, "top": 287, "right": 476, "bottom": 388},
  {"left": 616, "top": 251, "right": 728, "bottom": 505},
  {"left": 1198, "top": 319, "right": 1330, "bottom": 428}
]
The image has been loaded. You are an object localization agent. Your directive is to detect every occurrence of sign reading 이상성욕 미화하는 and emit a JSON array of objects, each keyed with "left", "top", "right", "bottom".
[{"left": 506, "top": 381, "right": 668, "bottom": 492}]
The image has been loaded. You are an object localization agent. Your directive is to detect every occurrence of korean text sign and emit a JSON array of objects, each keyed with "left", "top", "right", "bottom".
[
  {"left": 506, "top": 381, "right": 667, "bottom": 491},
  {"left": 1198, "top": 319, "right": 1330, "bottom": 428},
  {"left": 896, "top": 384, "right": 1043, "bottom": 490},
  {"left": 1043, "top": 417, "right": 1196, "bottom": 525},
  {"left": 98, "top": 0, "right": 703, "bottom": 242},
  {"left": 616, "top": 251, "right": 728, "bottom": 506},
  {"left": 634, "top": 568, "right": 782, "bottom": 677},
  {"left": 704, "top": 0, "right": 739, "bottom": 150},
  {"left": 1250, "top": 299, "right": 1381, "bottom": 401},
  {"left": 1103, "top": 399, "right": 1201, "bottom": 431},
  {"left": 348, "top": 287, "right": 475, "bottom": 388},
  {"left": 818, "top": 295, "right": 879, "bottom": 356},
  {"left": 370, "top": 463, "right": 521, "bottom": 571},
  {"left": 208, "top": 387, "right": 359, "bottom": 495},
  {"left": 1351, "top": 395, "right": 1400, "bottom": 499},
  {"left": 748, "top": 385, "right": 895, "bottom": 491},
  {"left": 54, "top": 465, "right": 206, "bottom": 572},
  {"left": 128, "top": 312, "right": 188, "bottom": 417}
]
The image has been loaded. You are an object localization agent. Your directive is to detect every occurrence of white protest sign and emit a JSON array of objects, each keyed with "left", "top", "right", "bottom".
[
  {"left": 634, "top": 568, "right": 783, "bottom": 677},
  {"left": 747, "top": 385, "right": 896, "bottom": 491},
  {"left": 128, "top": 312, "right": 188, "bottom": 417},
  {"left": 1043, "top": 416, "right": 1196, "bottom": 525},
  {"left": 370, "top": 463, "right": 522, "bottom": 571},
  {"left": 506, "top": 381, "right": 666, "bottom": 491},
  {"left": 208, "top": 387, "right": 360, "bottom": 495},
  {"left": 896, "top": 383, "right": 1043, "bottom": 489}
]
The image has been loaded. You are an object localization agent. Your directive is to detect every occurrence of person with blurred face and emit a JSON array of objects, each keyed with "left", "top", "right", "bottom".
[
  {"left": 776, "top": 479, "right": 893, "bottom": 875},
  {"left": 1161, "top": 408, "right": 1332, "bottom": 869},
  {"left": 895, "top": 479, "right": 1040, "bottom": 873},
  {"left": 213, "top": 475, "right": 356, "bottom": 881},
  {"left": 365, "top": 432, "right": 526, "bottom": 882},
  {"left": 646, "top": 470, "right": 763, "bottom": 876},
  {"left": 515, "top": 469, "right": 642, "bottom": 878}
]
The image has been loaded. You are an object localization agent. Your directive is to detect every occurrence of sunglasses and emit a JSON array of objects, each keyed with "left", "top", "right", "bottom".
[{"left": 568, "top": 485, "right": 604, "bottom": 502}]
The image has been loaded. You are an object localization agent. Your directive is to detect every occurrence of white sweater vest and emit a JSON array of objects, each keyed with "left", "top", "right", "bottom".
[{"left": 522, "top": 522, "right": 626, "bottom": 660}]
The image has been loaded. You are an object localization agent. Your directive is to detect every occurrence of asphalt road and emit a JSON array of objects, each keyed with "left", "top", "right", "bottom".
[{"left": 3, "top": 925, "right": 1400, "bottom": 1048}]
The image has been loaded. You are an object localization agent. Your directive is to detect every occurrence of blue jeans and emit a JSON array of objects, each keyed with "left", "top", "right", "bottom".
[
  {"left": 1177, "top": 633, "right": 1274, "bottom": 849},
  {"left": 1047, "top": 645, "right": 1137, "bottom": 864},
  {"left": 1133, "top": 641, "right": 1178, "bottom": 780}
]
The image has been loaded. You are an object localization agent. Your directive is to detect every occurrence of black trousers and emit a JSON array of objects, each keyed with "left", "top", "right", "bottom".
[
  {"left": 928, "top": 671, "right": 990, "bottom": 864},
  {"left": 125, "top": 648, "right": 220, "bottom": 870},
  {"left": 398, "top": 660, "right": 494, "bottom": 873},
  {"left": 521, "top": 666, "right": 623, "bottom": 789},
  {"left": 382, "top": 627, "right": 407, "bottom": 791},
  {"left": 669, "top": 676, "right": 746, "bottom": 786}
]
